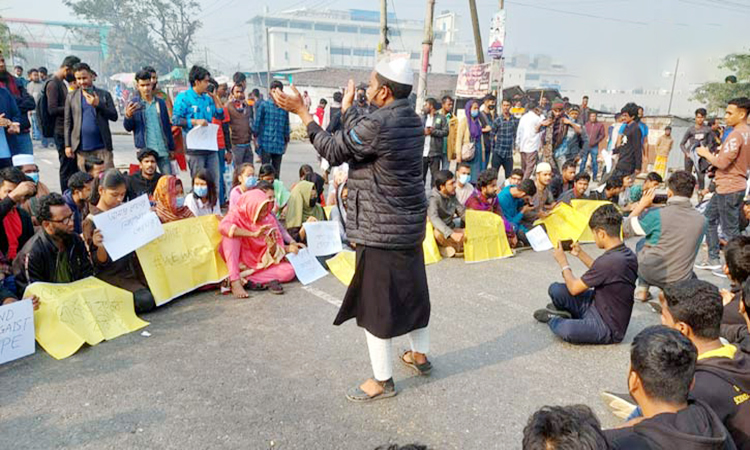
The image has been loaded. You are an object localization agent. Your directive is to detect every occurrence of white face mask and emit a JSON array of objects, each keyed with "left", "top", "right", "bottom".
[{"left": 458, "top": 174, "right": 470, "bottom": 185}]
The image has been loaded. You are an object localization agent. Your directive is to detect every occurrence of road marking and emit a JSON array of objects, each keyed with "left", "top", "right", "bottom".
[{"left": 302, "top": 285, "right": 342, "bottom": 308}]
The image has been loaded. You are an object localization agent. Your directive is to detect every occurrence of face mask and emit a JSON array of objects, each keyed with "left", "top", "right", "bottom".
[
  {"left": 193, "top": 186, "right": 208, "bottom": 198},
  {"left": 175, "top": 196, "right": 185, "bottom": 208},
  {"left": 309, "top": 196, "right": 318, "bottom": 208},
  {"left": 487, "top": 105, "right": 496, "bottom": 110},
  {"left": 458, "top": 174, "right": 470, "bottom": 185},
  {"left": 471, "top": 110, "right": 479, "bottom": 118},
  {"left": 357, "top": 93, "right": 367, "bottom": 105},
  {"left": 244, "top": 176, "right": 258, "bottom": 189},
  {"left": 27, "top": 172, "right": 39, "bottom": 184}
]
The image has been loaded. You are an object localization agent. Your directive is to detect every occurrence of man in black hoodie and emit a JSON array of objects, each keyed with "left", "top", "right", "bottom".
[
  {"left": 605, "top": 325, "right": 736, "bottom": 449},
  {"left": 660, "top": 279, "right": 750, "bottom": 449}
]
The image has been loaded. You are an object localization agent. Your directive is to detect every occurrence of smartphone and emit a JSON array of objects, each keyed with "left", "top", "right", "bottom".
[
  {"left": 561, "top": 240, "right": 574, "bottom": 251},
  {"left": 653, "top": 194, "right": 668, "bottom": 204}
]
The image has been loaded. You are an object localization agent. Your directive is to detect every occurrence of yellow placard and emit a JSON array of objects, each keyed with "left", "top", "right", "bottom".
[
  {"left": 136, "top": 215, "right": 228, "bottom": 306},
  {"left": 534, "top": 203, "right": 589, "bottom": 247},
  {"left": 464, "top": 210, "right": 514, "bottom": 263},
  {"left": 570, "top": 200, "right": 612, "bottom": 243},
  {"left": 327, "top": 251, "right": 356, "bottom": 286},
  {"left": 25, "top": 277, "right": 149, "bottom": 360},
  {"left": 423, "top": 221, "right": 443, "bottom": 265}
]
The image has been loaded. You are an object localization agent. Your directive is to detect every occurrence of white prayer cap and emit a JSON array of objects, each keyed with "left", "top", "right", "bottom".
[
  {"left": 12, "top": 154, "right": 35, "bottom": 167},
  {"left": 375, "top": 57, "right": 414, "bottom": 86},
  {"left": 536, "top": 162, "right": 552, "bottom": 173}
]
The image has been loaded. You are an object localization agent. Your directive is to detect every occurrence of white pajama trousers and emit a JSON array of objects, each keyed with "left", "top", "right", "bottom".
[{"left": 364, "top": 327, "right": 430, "bottom": 381}]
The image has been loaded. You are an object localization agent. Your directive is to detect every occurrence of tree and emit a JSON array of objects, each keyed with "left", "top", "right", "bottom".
[
  {"left": 0, "top": 17, "right": 27, "bottom": 62},
  {"left": 693, "top": 53, "right": 750, "bottom": 114},
  {"left": 142, "top": 0, "right": 201, "bottom": 68}
]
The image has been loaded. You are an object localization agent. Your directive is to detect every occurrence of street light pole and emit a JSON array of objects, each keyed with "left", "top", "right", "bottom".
[
  {"left": 379, "top": 0, "right": 389, "bottom": 55},
  {"left": 415, "top": 0, "right": 436, "bottom": 112},
  {"left": 667, "top": 58, "right": 680, "bottom": 115}
]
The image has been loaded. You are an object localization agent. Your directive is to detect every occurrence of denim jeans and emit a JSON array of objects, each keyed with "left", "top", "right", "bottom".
[
  {"left": 547, "top": 282, "right": 614, "bottom": 345},
  {"left": 187, "top": 152, "right": 220, "bottom": 199},
  {"left": 579, "top": 145, "right": 599, "bottom": 180},
  {"left": 12, "top": 132, "right": 33, "bottom": 155},
  {"left": 232, "top": 143, "right": 253, "bottom": 167},
  {"left": 706, "top": 190, "right": 744, "bottom": 260}
]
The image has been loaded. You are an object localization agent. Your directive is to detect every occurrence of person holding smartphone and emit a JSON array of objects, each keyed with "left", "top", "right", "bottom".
[{"left": 534, "top": 204, "right": 638, "bottom": 345}]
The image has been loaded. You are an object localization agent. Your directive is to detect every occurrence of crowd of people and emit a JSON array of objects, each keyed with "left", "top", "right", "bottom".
[{"left": 4, "top": 50, "right": 750, "bottom": 448}]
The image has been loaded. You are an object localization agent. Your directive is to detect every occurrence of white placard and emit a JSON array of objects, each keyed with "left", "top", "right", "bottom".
[
  {"left": 303, "top": 221, "right": 343, "bottom": 256},
  {"left": 285, "top": 248, "right": 328, "bottom": 285},
  {"left": 186, "top": 123, "right": 219, "bottom": 151},
  {"left": 0, "top": 299, "right": 35, "bottom": 365},
  {"left": 526, "top": 225, "right": 554, "bottom": 252},
  {"left": 92, "top": 195, "right": 165, "bottom": 261}
]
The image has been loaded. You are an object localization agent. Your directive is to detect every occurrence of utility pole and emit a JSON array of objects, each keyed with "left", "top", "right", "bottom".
[
  {"left": 379, "top": 0, "right": 389, "bottom": 55},
  {"left": 468, "top": 0, "right": 484, "bottom": 64},
  {"left": 415, "top": 0, "right": 436, "bottom": 112},
  {"left": 266, "top": 27, "right": 272, "bottom": 94},
  {"left": 667, "top": 58, "right": 680, "bottom": 115}
]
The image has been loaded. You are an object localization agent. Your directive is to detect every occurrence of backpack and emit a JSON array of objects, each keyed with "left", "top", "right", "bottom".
[{"left": 36, "top": 79, "right": 55, "bottom": 138}]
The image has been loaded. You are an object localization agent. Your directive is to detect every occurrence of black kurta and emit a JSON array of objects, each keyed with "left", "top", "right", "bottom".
[{"left": 333, "top": 245, "right": 430, "bottom": 339}]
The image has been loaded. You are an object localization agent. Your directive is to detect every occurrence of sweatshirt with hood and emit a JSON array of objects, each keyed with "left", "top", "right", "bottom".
[
  {"left": 693, "top": 344, "right": 750, "bottom": 449},
  {"left": 605, "top": 399, "right": 736, "bottom": 450}
]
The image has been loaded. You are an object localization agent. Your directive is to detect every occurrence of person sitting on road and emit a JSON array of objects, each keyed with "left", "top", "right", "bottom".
[
  {"left": 0, "top": 285, "right": 38, "bottom": 309},
  {"left": 535, "top": 204, "right": 638, "bottom": 345},
  {"left": 603, "top": 325, "right": 736, "bottom": 450},
  {"left": 503, "top": 168, "right": 524, "bottom": 187},
  {"left": 229, "top": 163, "right": 256, "bottom": 210},
  {"left": 258, "top": 163, "right": 290, "bottom": 216},
  {"left": 428, "top": 170, "right": 466, "bottom": 258},
  {"left": 126, "top": 148, "right": 163, "bottom": 201},
  {"left": 549, "top": 159, "right": 577, "bottom": 200},
  {"left": 13, "top": 193, "right": 94, "bottom": 295},
  {"left": 0, "top": 167, "right": 35, "bottom": 264},
  {"left": 153, "top": 175, "right": 194, "bottom": 223},
  {"left": 12, "top": 154, "right": 50, "bottom": 226},
  {"left": 82, "top": 169, "right": 155, "bottom": 313},
  {"left": 498, "top": 178, "right": 537, "bottom": 235},
  {"left": 454, "top": 162, "right": 474, "bottom": 205},
  {"left": 588, "top": 175, "right": 625, "bottom": 203},
  {"left": 628, "top": 172, "right": 663, "bottom": 204},
  {"left": 558, "top": 172, "right": 591, "bottom": 204},
  {"left": 717, "top": 236, "right": 750, "bottom": 326},
  {"left": 219, "top": 189, "right": 300, "bottom": 298},
  {"left": 520, "top": 162, "right": 555, "bottom": 230},
  {"left": 465, "top": 169, "right": 517, "bottom": 247},
  {"left": 185, "top": 169, "right": 220, "bottom": 217},
  {"left": 62, "top": 171, "right": 93, "bottom": 234},
  {"left": 659, "top": 279, "right": 750, "bottom": 448},
  {"left": 284, "top": 178, "right": 326, "bottom": 243},
  {"left": 522, "top": 404, "right": 608, "bottom": 450},
  {"left": 329, "top": 182, "right": 353, "bottom": 249},
  {"left": 253, "top": 180, "right": 296, "bottom": 246}
]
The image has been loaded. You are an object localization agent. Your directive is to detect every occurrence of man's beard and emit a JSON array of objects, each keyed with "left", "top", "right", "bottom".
[{"left": 53, "top": 229, "right": 74, "bottom": 244}]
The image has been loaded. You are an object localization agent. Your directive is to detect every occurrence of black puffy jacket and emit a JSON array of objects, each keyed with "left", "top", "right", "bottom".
[{"left": 307, "top": 98, "right": 427, "bottom": 250}]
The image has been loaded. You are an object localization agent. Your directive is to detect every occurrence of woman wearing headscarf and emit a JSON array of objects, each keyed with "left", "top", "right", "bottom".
[
  {"left": 328, "top": 182, "right": 352, "bottom": 249},
  {"left": 219, "top": 189, "right": 298, "bottom": 299},
  {"left": 153, "top": 175, "right": 194, "bottom": 223},
  {"left": 284, "top": 179, "right": 326, "bottom": 243},
  {"left": 455, "top": 99, "right": 486, "bottom": 183}
]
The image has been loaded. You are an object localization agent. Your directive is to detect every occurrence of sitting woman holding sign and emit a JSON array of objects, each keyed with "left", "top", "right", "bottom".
[
  {"left": 285, "top": 178, "right": 326, "bottom": 243},
  {"left": 82, "top": 169, "right": 156, "bottom": 313},
  {"left": 219, "top": 190, "right": 299, "bottom": 299}
]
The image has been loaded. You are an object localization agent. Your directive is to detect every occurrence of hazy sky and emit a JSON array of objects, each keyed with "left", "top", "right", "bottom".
[{"left": 4, "top": 0, "right": 749, "bottom": 91}]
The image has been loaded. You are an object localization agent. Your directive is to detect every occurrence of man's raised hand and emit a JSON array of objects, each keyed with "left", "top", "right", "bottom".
[{"left": 341, "top": 79, "right": 355, "bottom": 113}]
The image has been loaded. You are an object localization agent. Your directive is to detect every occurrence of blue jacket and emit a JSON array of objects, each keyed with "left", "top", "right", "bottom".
[
  {"left": 123, "top": 96, "right": 175, "bottom": 152},
  {"left": 172, "top": 88, "right": 224, "bottom": 153},
  {"left": 62, "top": 189, "right": 84, "bottom": 235},
  {"left": 0, "top": 87, "right": 21, "bottom": 158},
  {"left": 498, "top": 185, "right": 526, "bottom": 232}
]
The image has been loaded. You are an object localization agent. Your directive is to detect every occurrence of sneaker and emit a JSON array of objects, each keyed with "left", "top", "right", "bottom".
[
  {"left": 712, "top": 268, "right": 728, "bottom": 279},
  {"left": 533, "top": 307, "right": 572, "bottom": 323},
  {"left": 439, "top": 246, "right": 456, "bottom": 259},
  {"left": 546, "top": 303, "right": 573, "bottom": 319},
  {"left": 695, "top": 258, "right": 722, "bottom": 270},
  {"left": 601, "top": 391, "right": 637, "bottom": 420}
]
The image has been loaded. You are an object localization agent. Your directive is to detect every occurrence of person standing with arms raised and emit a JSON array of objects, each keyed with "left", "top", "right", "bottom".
[{"left": 272, "top": 58, "right": 431, "bottom": 403}]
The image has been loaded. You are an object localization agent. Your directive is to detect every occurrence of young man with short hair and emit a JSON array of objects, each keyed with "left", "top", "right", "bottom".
[
  {"left": 696, "top": 98, "right": 750, "bottom": 270},
  {"left": 454, "top": 162, "right": 474, "bottom": 205},
  {"left": 124, "top": 69, "right": 175, "bottom": 175},
  {"left": 612, "top": 102, "right": 643, "bottom": 179},
  {"left": 654, "top": 126, "right": 674, "bottom": 179},
  {"left": 503, "top": 168, "right": 524, "bottom": 187},
  {"left": 225, "top": 83, "right": 254, "bottom": 167},
  {"left": 535, "top": 204, "right": 638, "bottom": 345},
  {"left": 466, "top": 169, "right": 516, "bottom": 246},
  {"left": 589, "top": 176, "right": 625, "bottom": 202},
  {"left": 0, "top": 167, "right": 35, "bottom": 263},
  {"left": 498, "top": 178, "right": 537, "bottom": 234},
  {"left": 523, "top": 404, "right": 608, "bottom": 450},
  {"left": 558, "top": 172, "right": 590, "bottom": 204},
  {"left": 12, "top": 193, "right": 94, "bottom": 295},
  {"left": 491, "top": 98, "right": 519, "bottom": 179},
  {"left": 520, "top": 162, "right": 555, "bottom": 230},
  {"left": 63, "top": 62, "right": 118, "bottom": 172},
  {"left": 717, "top": 236, "right": 750, "bottom": 325},
  {"left": 438, "top": 95, "right": 456, "bottom": 167},
  {"left": 580, "top": 112, "right": 605, "bottom": 181},
  {"left": 326, "top": 91, "right": 343, "bottom": 134},
  {"left": 253, "top": 80, "right": 290, "bottom": 178},
  {"left": 550, "top": 159, "right": 577, "bottom": 200},
  {"left": 126, "top": 148, "right": 163, "bottom": 201},
  {"left": 11, "top": 154, "right": 50, "bottom": 225},
  {"left": 681, "top": 108, "right": 713, "bottom": 191},
  {"left": 517, "top": 101, "right": 552, "bottom": 180},
  {"left": 660, "top": 279, "right": 750, "bottom": 449},
  {"left": 428, "top": 170, "right": 465, "bottom": 258},
  {"left": 63, "top": 171, "right": 93, "bottom": 234},
  {"left": 604, "top": 325, "right": 736, "bottom": 450},
  {"left": 47, "top": 55, "right": 81, "bottom": 192},
  {"left": 421, "top": 98, "right": 448, "bottom": 186}
]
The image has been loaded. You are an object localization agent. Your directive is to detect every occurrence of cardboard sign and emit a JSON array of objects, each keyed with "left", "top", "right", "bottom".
[
  {"left": 303, "top": 221, "right": 343, "bottom": 256},
  {"left": 464, "top": 210, "right": 513, "bottom": 263},
  {"left": 92, "top": 195, "right": 164, "bottom": 261},
  {"left": 286, "top": 248, "right": 327, "bottom": 285},
  {"left": 0, "top": 299, "right": 35, "bottom": 365}
]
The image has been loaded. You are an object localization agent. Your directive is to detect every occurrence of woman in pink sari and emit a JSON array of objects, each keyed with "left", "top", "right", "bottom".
[{"left": 219, "top": 189, "right": 299, "bottom": 298}]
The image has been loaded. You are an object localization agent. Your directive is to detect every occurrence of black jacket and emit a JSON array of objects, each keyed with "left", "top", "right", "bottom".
[
  {"left": 12, "top": 230, "right": 94, "bottom": 296},
  {"left": 613, "top": 121, "right": 643, "bottom": 176},
  {"left": 0, "top": 197, "right": 34, "bottom": 262},
  {"left": 307, "top": 99, "right": 427, "bottom": 249},
  {"left": 423, "top": 112, "right": 449, "bottom": 158}
]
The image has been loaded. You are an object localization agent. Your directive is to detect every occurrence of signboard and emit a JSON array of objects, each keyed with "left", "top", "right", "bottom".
[
  {"left": 455, "top": 63, "right": 492, "bottom": 98},
  {"left": 488, "top": 10, "right": 506, "bottom": 60},
  {"left": 0, "top": 299, "right": 35, "bottom": 365},
  {"left": 91, "top": 195, "right": 164, "bottom": 261}
]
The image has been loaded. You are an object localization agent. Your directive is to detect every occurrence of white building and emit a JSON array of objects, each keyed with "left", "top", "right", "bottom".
[{"left": 247, "top": 8, "right": 478, "bottom": 75}]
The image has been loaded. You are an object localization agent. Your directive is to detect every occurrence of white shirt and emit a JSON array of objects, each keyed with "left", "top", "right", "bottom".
[
  {"left": 185, "top": 194, "right": 221, "bottom": 217},
  {"left": 423, "top": 115, "right": 434, "bottom": 157},
  {"left": 516, "top": 110, "right": 544, "bottom": 154}
]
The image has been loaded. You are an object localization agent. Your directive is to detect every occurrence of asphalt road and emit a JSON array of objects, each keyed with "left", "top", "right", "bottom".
[{"left": 0, "top": 127, "right": 732, "bottom": 449}]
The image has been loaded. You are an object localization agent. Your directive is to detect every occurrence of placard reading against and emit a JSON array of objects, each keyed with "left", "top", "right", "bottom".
[{"left": 0, "top": 299, "right": 35, "bottom": 365}]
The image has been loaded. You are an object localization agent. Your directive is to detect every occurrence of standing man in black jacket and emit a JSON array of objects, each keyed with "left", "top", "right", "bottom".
[
  {"left": 272, "top": 57, "right": 431, "bottom": 403},
  {"left": 47, "top": 55, "right": 80, "bottom": 192},
  {"left": 422, "top": 97, "right": 448, "bottom": 186},
  {"left": 612, "top": 102, "right": 642, "bottom": 180}
]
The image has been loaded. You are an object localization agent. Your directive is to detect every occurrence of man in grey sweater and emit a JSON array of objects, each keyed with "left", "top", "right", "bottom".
[
  {"left": 680, "top": 107, "right": 714, "bottom": 191},
  {"left": 428, "top": 169, "right": 466, "bottom": 258}
]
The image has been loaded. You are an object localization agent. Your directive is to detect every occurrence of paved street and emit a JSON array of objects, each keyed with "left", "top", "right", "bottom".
[{"left": 0, "top": 124, "right": 732, "bottom": 449}]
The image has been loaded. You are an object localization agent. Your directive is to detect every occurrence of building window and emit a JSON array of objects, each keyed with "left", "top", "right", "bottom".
[
  {"left": 353, "top": 48, "right": 375, "bottom": 57},
  {"left": 331, "top": 47, "right": 351, "bottom": 56},
  {"left": 265, "top": 18, "right": 288, "bottom": 27},
  {"left": 447, "top": 54, "right": 463, "bottom": 62},
  {"left": 289, "top": 21, "right": 312, "bottom": 30},
  {"left": 360, "top": 27, "right": 379, "bottom": 35},
  {"left": 337, "top": 25, "right": 357, "bottom": 33},
  {"left": 315, "top": 23, "right": 335, "bottom": 32}
]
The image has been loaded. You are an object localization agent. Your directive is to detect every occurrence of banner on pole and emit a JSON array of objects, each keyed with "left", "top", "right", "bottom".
[
  {"left": 455, "top": 63, "right": 492, "bottom": 98},
  {"left": 488, "top": 10, "right": 506, "bottom": 60}
]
